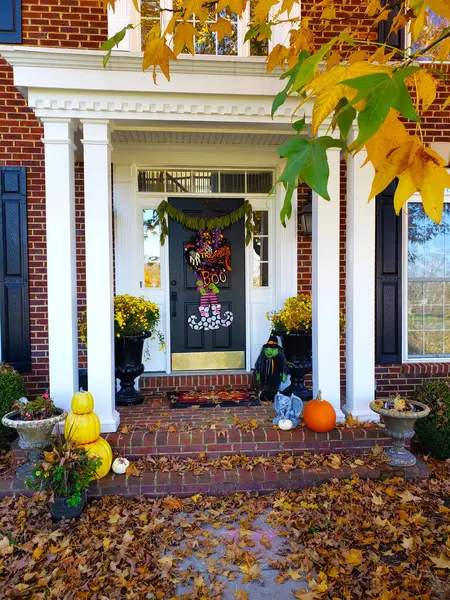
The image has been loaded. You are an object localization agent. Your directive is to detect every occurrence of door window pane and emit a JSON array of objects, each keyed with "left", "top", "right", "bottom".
[
  {"left": 143, "top": 209, "right": 161, "bottom": 288},
  {"left": 407, "top": 202, "right": 450, "bottom": 358},
  {"left": 253, "top": 210, "right": 269, "bottom": 287}
]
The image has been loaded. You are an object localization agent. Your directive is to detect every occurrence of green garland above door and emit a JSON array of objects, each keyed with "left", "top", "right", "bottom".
[{"left": 157, "top": 199, "right": 254, "bottom": 246}]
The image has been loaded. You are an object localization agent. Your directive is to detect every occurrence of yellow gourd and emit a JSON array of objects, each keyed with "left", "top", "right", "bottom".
[
  {"left": 83, "top": 437, "right": 113, "bottom": 479},
  {"left": 71, "top": 389, "right": 94, "bottom": 415},
  {"left": 64, "top": 412, "right": 100, "bottom": 445}
]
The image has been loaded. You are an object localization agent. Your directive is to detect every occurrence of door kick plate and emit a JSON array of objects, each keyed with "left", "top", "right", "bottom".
[{"left": 172, "top": 351, "right": 245, "bottom": 371}]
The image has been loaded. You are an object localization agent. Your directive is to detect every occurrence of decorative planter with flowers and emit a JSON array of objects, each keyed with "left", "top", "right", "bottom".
[
  {"left": 267, "top": 295, "right": 314, "bottom": 400},
  {"left": 370, "top": 392, "right": 430, "bottom": 467},
  {"left": 25, "top": 436, "right": 101, "bottom": 522},
  {"left": 2, "top": 394, "right": 66, "bottom": 481},
  {"left": 79, "top": 295, "right": 165, "bottom": 406},
  {"left": 268, "top": 295, "right": 345, "bottom": 402}
]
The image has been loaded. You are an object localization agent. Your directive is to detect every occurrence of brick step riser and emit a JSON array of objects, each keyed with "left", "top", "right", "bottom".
[
  {"left": 0, "top": 460, "right": 428, "bottom": 500},
  {"left": 112, "top": 441, "right": 391, "bottom": 459}
]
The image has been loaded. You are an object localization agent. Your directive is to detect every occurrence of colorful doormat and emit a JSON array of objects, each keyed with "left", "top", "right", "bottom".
[{"left": 169, "top": 388, "right": 260, "bottom": 408}]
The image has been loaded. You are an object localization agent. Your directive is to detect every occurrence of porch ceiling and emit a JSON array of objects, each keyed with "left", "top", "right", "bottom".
[{"left": 111, "top": 129, "right": 292, "bottom": 146}]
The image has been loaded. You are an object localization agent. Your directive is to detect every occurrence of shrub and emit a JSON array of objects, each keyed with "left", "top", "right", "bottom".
[
  {"left": 0, "top": 363, "right": 28, "bottom": 448},
  {"left": 413, "top": 378, "right": 450, "bottom": 460}
]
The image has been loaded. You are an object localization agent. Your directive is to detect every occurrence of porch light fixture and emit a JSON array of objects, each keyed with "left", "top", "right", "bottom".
[{"left": 299, "top": 191, "right": 313, "bottom": 236}]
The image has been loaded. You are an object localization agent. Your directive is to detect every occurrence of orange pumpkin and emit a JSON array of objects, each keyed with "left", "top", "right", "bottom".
[{"left": 303, "top": 390, "right": 336, "bottom": 432}]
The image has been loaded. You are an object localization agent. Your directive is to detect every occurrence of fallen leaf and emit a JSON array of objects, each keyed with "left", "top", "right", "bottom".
[
  {"left": 343, "top": 548, "right": 363, "bottom": 566},
  {"left": 430, "top": 554, "right": 450, "bottom": 570}
]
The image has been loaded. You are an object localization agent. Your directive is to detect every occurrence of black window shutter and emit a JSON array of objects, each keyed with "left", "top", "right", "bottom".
[
  {"left": 378, "top": 0, "right": 405, "bottom": 50},
  {"left": 0, "top": 0, "right": 22, "bottom": 44},
  {"left": 0, "top": 167, "right": 30, "bottom": 372},
  {"left": 376, "top": 180, "right": 403, "bottom": 365}
]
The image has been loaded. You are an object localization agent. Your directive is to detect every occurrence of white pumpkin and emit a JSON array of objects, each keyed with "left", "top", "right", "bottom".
[
  {"left": 278, "top": 419, "right": 293, "bottom": 431},
  {"left": 112, "top": 457, "right": 130, "bottom": 475}
]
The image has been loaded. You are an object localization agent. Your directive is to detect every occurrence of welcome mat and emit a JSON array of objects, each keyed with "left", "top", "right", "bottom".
[{"left": 168, "top": 388, "right": 260, "bottom": 408}]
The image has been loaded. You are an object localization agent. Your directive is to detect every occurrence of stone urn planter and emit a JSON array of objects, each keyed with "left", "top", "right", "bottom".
[
  {"left": 280, "top": 333, "right": 313, "bottom": 401},
  {"left": 115, "top": 334, "right": 150, "bottom": 406},
  {"left": 2, "top": 409, "right": 67, "bottom": 481},
  {"left": 369, "top": 400, "right": 430, "bottom": 467}
]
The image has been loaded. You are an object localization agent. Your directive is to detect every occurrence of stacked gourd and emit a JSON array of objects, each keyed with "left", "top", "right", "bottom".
[{"left": 64, "top": 389, "right": 113, "bottom": 479}]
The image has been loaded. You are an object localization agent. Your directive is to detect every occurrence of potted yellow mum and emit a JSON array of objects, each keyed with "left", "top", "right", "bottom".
[
  {"left": 79, "top": 295, "right": 165, "bottom": 406},
  {"left": 113, "top": 295, "right": 165, "bottom": 405},
  {"left": 267, "top": 295, "right": 314, "bottom": 400}
]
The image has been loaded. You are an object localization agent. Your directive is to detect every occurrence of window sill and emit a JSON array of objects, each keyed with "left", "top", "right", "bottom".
[{"left": 402, "top": 362, "right": 450, "bottom": 375}]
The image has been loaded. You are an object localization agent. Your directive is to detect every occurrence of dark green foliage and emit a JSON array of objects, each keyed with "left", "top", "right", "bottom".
[
  {"left": 0, "top": 363, "right": 27, "bottom": 448},
  {"left": 413, "top": 378, "right": 450, "bottom": 460}
]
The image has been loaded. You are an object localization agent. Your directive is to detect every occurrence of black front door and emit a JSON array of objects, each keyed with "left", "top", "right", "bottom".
[{"left": 169, "top": 198, "right": 246, "bottom": 371}]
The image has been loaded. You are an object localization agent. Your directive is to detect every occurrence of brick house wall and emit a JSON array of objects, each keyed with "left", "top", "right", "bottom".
[
  {"left": 0, "top": 1, "right": 107, "bottom": 394},
  {"left": 1, "top": 0, "right": 449, "bottom": 398}
]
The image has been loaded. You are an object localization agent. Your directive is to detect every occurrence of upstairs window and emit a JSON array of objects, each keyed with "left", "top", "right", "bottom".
[
  {"left": 412, "top": 9, "right": 450, "bottom": 60},
  {"left": 139, "top": 0, "right": 270, "bottom": 56}
]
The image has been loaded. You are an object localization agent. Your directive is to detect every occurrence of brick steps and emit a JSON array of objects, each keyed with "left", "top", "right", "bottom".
[
  {"left": 103, "top": 426, "right": 391, "bottom": 460},
  {"left": 100, "top": 396, "right": 392, "bottom": 460},
  {"left": 0, "top": 459, "right": 429, "bottom": 499}
]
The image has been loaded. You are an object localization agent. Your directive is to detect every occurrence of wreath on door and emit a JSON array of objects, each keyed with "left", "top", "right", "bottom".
[{"left": 184, "top": 229, "right": 234, "bottom": 331}]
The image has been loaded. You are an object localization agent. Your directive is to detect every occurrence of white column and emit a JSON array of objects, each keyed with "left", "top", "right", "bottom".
[
  {"left": 82, "top": 120, "right": 120, "bottom": 432},
  {"left": 312, "top": 144, "right": 345, "bottom": 420},
  {"left": 343, "top": 136, "right": 377, "bottom": 420},
  {"left": 43, "top": 119, "right": 78, "bottom": 412}
]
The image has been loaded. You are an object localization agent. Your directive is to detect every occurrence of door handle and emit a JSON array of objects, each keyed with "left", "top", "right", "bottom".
[{"left": 171, "top": 292, "right": 177, "bottom": 317}]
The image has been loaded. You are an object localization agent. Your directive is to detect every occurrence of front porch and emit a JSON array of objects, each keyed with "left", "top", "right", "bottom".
[{"left": 1, "top": 45, "right": 379, "bottom": 430}]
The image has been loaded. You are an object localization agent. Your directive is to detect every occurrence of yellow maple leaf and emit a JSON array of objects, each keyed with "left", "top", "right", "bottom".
[
  {"left": 430, "top": 553, "right": 450, "bottom": 569},
  {"left": 293, "top": 592, "right": 320, "bottom": 600},
  {"left": 342, "top": 549, "right": 363, "bottom": 566},
  {"left": 411, "top": 4, "right": 427, "bottom": 41},
  {"left": 217, "top": 0, "right": 247, "bottom": 17},
  {"left": 437, "top": 38, "right": 450, "bottom": 61},
  {"left": 181, "top": 0, "right": 209, "bottom": 21},
  {"left": 280, "top": 0, "right": 298, "bottom": 16},
  {"left": 173, "top": 21, "right": 197, "bottom": 56},
  {"left": 240, "top": 563, "right": 262, "bottom": 583},
  {"left": 410, "top": 70, "right": 437, "bottom": 111},
  {"left": 32, "top": 546, "right": 44, "bottom": 561},
  {"left": 233, "top": 591, "right": 249, "bottom": 600},
  {"left": 429, "top": 0, "right": 450, "bottom": 20},
  {"left": 252, "top": 0, "right": 278, "bottom": 23},
  {"left": 286, "top": 568, "right": 302, "bottom": 580},
  {"left": 401, "top": 537, "right": 414, "bottom": 550},
  {"left": 142, "top": 36, "right": 175, "bottom": 83},
  {"left": 211, "top": 17, "right": 233, "bottom": 41},
  {"left": 267, "top": 44, "right": 290, "bottom": 73}
]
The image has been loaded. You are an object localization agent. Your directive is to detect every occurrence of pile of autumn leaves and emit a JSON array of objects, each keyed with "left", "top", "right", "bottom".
[{"left": 0, "top": 458, "right": 449, "bottom": 599}]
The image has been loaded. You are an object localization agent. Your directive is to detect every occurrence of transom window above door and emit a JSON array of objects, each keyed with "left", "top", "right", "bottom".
[{"left": 137, "top": 169, "right": 274, "bottom": 193}]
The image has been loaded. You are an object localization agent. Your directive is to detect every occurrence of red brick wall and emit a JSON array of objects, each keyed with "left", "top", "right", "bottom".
[{"left": 0, "top": 1, "right": 108, "bottom": 394}]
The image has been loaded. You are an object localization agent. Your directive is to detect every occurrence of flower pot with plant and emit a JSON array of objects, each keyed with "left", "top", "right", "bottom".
[
  {"left": 0, "top": 363, "right": 27, "bottom": 449},
  {"left": 370, "top": 392, "right": 430, "bottom": 467},
  {"left": 25, "top": 436, "right": 101, "bottom": 521},
  {"left": 268, "top": 295, "right": 345, "bottom": 402},
  {"left": 79, "top": 294, "right": 165, "bottom": 406},
  {"left": 267, "top": 295, "right": 314, "bottom": 400},
  {"left": 2, "top": 394, "right": 66, "bottom": 481}
]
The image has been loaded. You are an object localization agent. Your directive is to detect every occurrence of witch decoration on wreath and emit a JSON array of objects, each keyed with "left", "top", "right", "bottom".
[{"left": 185, "top": 229, "right": 234, "bottom": 331}]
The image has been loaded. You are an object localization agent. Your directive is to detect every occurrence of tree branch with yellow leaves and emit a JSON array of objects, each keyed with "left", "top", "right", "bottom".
[{"left": 99, "top": 0, "right": 450, "bottom": 226}]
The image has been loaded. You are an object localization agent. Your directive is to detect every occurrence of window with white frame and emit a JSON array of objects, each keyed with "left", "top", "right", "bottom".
[
  {"left": 253, "top": 210, "right": 269, "bottom": 287},
  {"left": 140, "top": 0, "right": 269, "bottom": 55},
  {"left": 143, "top": 208, "right": 162, "bottom": 288},
  {"left": 406, "top": 198, "right": 450, "bottom": 359},
  {"left": 412, "top": 9, "right": 450, "bottom": 59}
]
